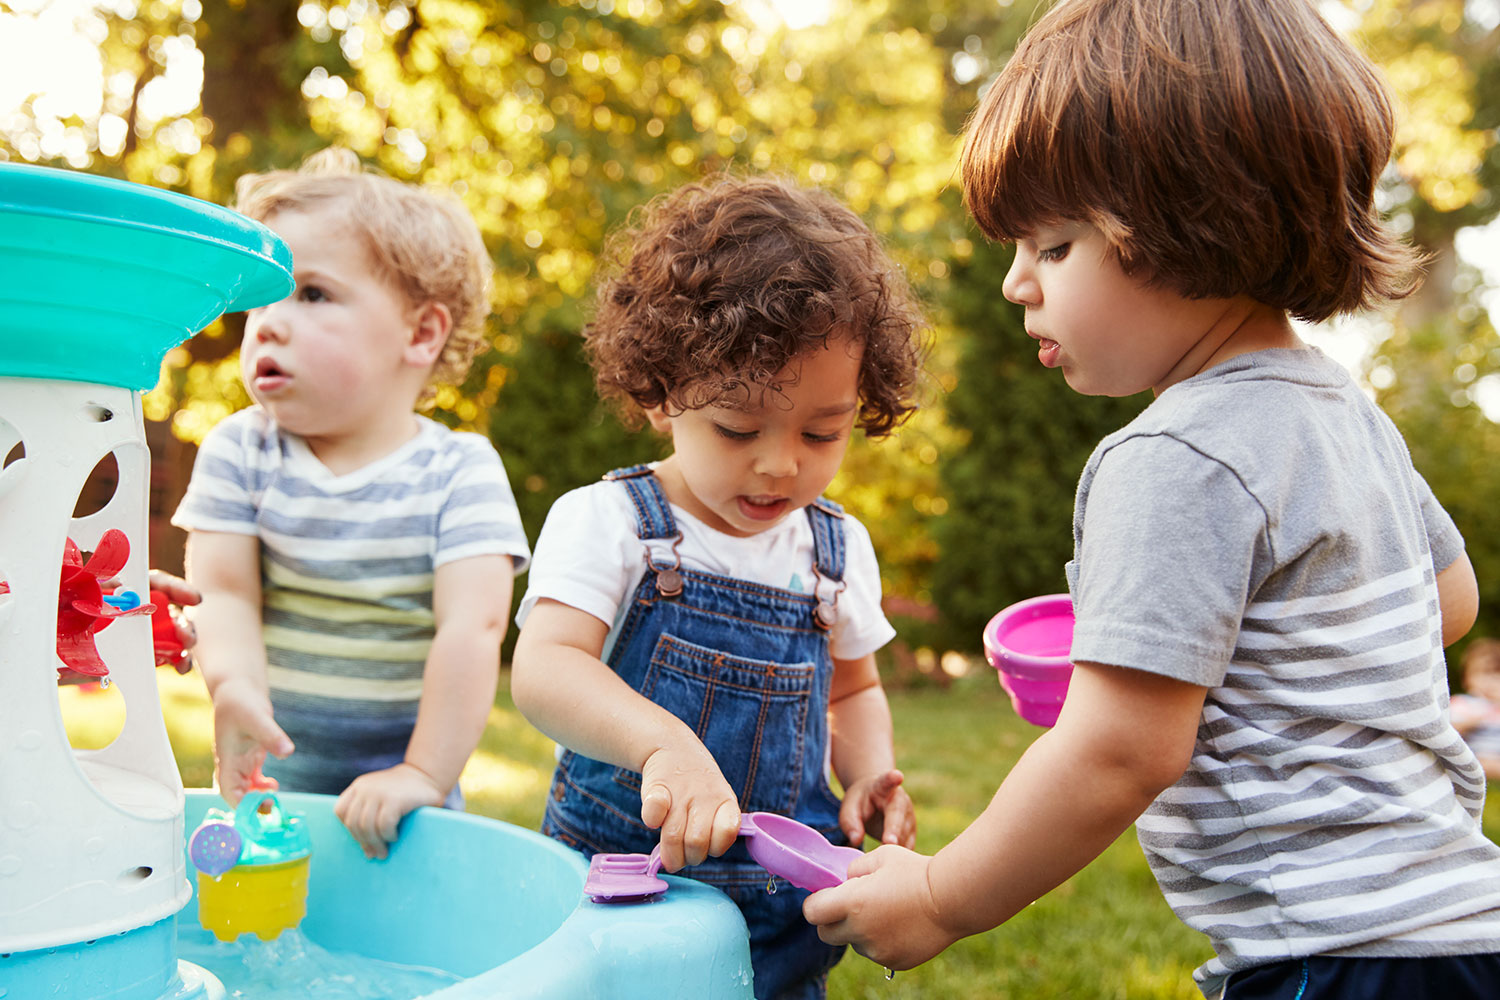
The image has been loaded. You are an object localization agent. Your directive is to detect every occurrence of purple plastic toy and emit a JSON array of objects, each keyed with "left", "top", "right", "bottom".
[
  {"left": 584, "top": 812, "right": 863, "bottom": 903},
  {"left": 187, "top": 820, "right": 243, "bottom": 878},
  {"left": 583, "top": 843, "right": 669, "bottom": 903},
  {"left": 983, "top": 594, "right": 1076, "bottom": 727},
  {"left": 739, "top": 812, "right": 863, "bottom": 892}
]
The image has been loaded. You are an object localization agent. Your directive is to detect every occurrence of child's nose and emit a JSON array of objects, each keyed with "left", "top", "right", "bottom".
[
  {"left": 248, "top": 302, "right": 290, "bottom": 342},
  {"left": 1002, "top": 254, "right": 1037, "bottom": 306},
  {"left": 753, "top": 438, "right": 799, "bottom": 480}
]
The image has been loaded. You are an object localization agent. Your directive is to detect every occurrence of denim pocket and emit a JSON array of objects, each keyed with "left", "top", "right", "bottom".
[{"left": 615, "top": 631, "right": 817, "bottom": 815}]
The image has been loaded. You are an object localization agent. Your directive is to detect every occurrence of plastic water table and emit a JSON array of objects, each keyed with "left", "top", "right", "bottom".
[{"left": 0, "top": 163, "right": 754, "bottom": 999}]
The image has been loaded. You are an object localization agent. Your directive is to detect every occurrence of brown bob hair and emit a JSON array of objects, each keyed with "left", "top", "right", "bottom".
[
  {"left": 234, "top": 148, "right": 493, "bottom": 395},
  {"left": 585, "top": 174, "right": 926, "bottom": 438},
  {"left": 961, "top": 0, "right": 1423, "bottom": 323}
]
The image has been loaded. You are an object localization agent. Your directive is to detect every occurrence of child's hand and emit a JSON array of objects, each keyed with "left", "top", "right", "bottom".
[
  {"left": 803, "top": 844, "right": 957, "bottom": 970},
  {"left": 148, "top": 569, "right": 201, "bottom": 614},
  {"left": 639, "top": 740, "right": 741, "bottom": 873},
  {"left": 334, "top": 763, "right": 446, "bottom": 860},
  {"left": 148, "top": 570, "right": 200, "bottom": 672},
  {"left": 212, "top": 678, "right": 293, "bottom": 805},
  {"left": 839, "top": 768, "right": 916, "bottom": 848}
]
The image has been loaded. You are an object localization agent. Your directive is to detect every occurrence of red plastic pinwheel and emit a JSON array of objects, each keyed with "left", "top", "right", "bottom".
[{"left": 52, "top": 529, "right": 152, "bottom": 678}]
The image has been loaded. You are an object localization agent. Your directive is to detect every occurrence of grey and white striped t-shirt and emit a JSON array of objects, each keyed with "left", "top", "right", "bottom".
[
  {"left": 172, "top": 406, "right": 530, "bottom": 792},
  {"left": 1067, "top": 348, "right": 1500, "bottom": 995}
]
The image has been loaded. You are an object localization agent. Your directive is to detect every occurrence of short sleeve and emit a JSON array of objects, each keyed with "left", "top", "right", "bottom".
[
  {"left": 1069, "top": 434, "right": 1267, "bottom": 688},
  {"left": 1414, "top": 470, "right": 1464, "bottom": 574},
  {"left": 829, "top": 514, "right": 897, "bottom": 661},
  {"left": 433, "top": 434, "right": 531, "bottom": 573},
  {"left": 169, "top": 413, "right": 262, "bottom": 535},
  {"left": 515, "top": 484, "right": 642, "bottom": 630}
]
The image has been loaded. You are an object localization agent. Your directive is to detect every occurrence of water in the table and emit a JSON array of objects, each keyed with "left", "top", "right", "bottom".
[{"left": 176, "top": 929, "right": 462, "bottom": 999}]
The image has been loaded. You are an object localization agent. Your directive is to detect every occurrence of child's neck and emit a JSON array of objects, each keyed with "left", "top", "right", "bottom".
[
  {"left": 301, "top": 411, "right": 422, "bottom": 476},
  {"left": 1161, "top": 299, "right": 1300, "bottom": 395}
]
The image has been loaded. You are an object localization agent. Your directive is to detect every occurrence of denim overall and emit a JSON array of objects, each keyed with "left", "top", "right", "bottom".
[{"left": 542, "top": 466, "right": 849, "bottom": 1000}]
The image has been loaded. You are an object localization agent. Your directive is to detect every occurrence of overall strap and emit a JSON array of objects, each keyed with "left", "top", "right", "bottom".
[
  {"left": 806, "top": 497, "right": 846, "bottom": 580},
  {"left": 806, "top": 497, "right": 847, "bottom": 631},
  {"left": 602, "top": 465, "right": 684, "bottom": 597},
  {"left": 602, "top": 465, "right": 679, "bottom": 540}
]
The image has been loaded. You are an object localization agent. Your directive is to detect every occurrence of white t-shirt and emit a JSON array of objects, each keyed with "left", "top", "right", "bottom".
[{"left": 517, "top": 474, "right": 895, "bottom": 663}]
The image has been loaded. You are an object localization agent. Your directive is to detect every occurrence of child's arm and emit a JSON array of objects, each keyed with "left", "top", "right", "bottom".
[
  {"left": 512, "top": 598, "right": 742, "bottom": 872},
  {"left": 334, "top": 554, "right": 513, "bottom": 859},
  {"left": 184, "top": 529, "right": 293, "bottom": 803},
  {"left": 829, "top": 653, "right": 915, "bottom": 849},
  {"left": 804, "top": 662, "right": 1207, "bottom": 969},
  {"left": 1437, "top": 552, "right": 1478, "bottom": 647}
]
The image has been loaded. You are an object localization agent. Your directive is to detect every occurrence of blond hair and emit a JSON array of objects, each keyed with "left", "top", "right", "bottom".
[
  {"left": 961, "top": 0, "right": 1423, "bottom": 323},
  {"left": 233, "top": 148, "right": 493, "bottom": 397}
]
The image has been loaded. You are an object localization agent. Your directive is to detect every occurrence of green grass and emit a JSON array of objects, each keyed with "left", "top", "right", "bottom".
[{"left": 62, "top": 667, "right": 1500, "bottom": 1000}]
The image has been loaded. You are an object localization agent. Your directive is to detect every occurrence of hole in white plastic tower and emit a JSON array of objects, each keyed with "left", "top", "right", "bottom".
[
  {"left": 60, "top": 672, "right": 128, "bottom": 750},
  {"left": 73, "top": 451, "right": 119, "bottom": 519},
  {"left": 116, "top": 865, "right": 153, "bottom": 886},
  {"left": 0, "top": 415, "right": 25, "bottom": 500}
]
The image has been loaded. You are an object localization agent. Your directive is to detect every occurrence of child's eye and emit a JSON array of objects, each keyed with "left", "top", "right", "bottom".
[
  {"left": 298, "top": 284, "right": 329, "bottom": 303},
  {"left": 1037, "top": 242, "right": 1071, "bottom": 263},
  {"left": 714, "top": 425, "right": 757, "bottom": 441},
  {"left": 803, "top": 431, "right": 843, "bottom": 444}
]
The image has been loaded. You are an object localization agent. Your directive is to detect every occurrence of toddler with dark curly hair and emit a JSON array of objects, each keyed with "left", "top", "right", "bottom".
[{"left": 511, "top": 173, "right": 926, "bottom": 1000}]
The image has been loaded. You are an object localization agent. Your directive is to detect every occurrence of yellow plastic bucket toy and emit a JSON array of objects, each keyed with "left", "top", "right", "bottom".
[
  {"left": 187, "top": 791, "right": 312, "bottom": 942},
  {"left": 195, "top": 855, "right": 311, "bottom": 942}
]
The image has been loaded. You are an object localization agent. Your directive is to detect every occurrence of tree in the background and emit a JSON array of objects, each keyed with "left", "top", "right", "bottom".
[
  {"left": 299, "top": 0, "right": 968, "bottom": 584},
  {"left": 0, "top": 0, "right": 969, "bottom": 619},
  {"left": 7, "top": 0, "right": 1498, "bottom": 658},
  {"left": 930, "top": 239, "right": 1149, "bottom": 648},
  {"left": 901, "top": 0, "right": 1150, "bottom": 648},
  {"left": 1351, "top": 0, "right": 1500, "bottom": 664}
]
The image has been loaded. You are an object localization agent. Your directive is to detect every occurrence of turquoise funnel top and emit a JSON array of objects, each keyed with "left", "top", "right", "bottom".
[{"left": 0, "top": 163, "right": 292, "bottom": 390}]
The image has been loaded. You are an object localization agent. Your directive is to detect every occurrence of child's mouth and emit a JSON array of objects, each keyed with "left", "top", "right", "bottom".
[
  {"left": 737, "top": 495, "right": 789, "bottom": 522},
  {"left": 1036, "top": 337, "right": 1061, "bottom": 368},
  {"left": 253, "top": 357, "right": 290, "bottom": 392}
]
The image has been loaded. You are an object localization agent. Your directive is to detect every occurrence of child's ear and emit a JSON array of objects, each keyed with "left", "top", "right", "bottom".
[
  {"left": 404, "top": 302, "right": 452, "bottom": 367},
  {"left": 643, "top": 406, "right": 673, "bottom": 433}
]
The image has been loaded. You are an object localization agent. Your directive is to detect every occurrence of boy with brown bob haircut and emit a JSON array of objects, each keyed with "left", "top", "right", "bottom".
[{"left": 805, "top": 2, "right": 1500, "bottom": 997}]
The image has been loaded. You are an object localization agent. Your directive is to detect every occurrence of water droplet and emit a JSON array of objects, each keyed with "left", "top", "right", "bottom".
[
  {"left": 98, "top": 677, "right": 110, "bottom": 689},
  {"left": 885, "top": 967, "right": 895, "bottom": 981},
  {"left": 766, "top": 877, "right": 776, "bottom": 894}
]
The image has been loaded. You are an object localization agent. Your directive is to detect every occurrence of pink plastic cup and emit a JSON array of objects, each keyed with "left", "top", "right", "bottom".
[{"left": 983, "top": 594, "right": 1075, "bottom": 727}]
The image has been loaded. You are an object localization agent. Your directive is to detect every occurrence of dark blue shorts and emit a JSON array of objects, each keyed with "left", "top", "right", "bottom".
[{"left": 1223, "top": 953, "right": 1500, "bottom": 999}]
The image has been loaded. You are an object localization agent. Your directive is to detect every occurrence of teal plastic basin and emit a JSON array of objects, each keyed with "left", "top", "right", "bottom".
[
  {"left": 180, "top": 791, "right": 755, "bottom": 999},
  {"left": 0, "top": 163, "right": 292, "bottom": 390}
]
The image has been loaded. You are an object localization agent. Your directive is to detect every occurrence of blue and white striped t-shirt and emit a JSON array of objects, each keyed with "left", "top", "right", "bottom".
[
  {"left": 171, "top": 406, "right": 530, "bottom": 793},
  {"left": 1067, "top": 348, "right": 1500, "bottom": 995}
]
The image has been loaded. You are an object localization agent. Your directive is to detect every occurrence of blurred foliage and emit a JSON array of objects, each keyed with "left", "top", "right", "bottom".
[
  {"left": 3, "top": 0, "right": 1500, "bottom": 659},
  {"left": 1351, "top": 0, "right": 1500, "bottom": 664},
  {"left": 931, "top": 238, "right": 1150, "bottom": 645}
]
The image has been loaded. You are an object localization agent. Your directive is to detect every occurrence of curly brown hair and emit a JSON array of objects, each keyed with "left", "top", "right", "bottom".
[{"left": 586, "top": 174, "right": 926, "bottom": 438}]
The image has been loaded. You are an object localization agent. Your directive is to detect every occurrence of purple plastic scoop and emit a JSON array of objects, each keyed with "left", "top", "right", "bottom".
[
  {"left": 583, "top": 812, "right": 863, "bottom": 904},
  {"left": 738, "top": 812, "right": 863, "bottom": 892},
  {"left": 584, "top": 842, "right": 668, "bottom": 902}
]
